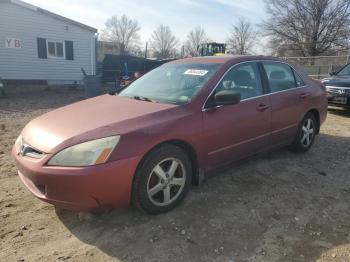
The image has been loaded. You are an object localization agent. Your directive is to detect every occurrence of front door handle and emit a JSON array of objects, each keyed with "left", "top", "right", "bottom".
[{"left": 256, "top": 103, "right": 270, "bottom": 112}]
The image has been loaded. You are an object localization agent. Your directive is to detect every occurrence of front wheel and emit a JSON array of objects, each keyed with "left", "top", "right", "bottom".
[
  {"left": 289, "top": 112, "right": 317, "bottom": 153},
  {"left": 132, "top": 145, "right": 192, "bottom": 214}
]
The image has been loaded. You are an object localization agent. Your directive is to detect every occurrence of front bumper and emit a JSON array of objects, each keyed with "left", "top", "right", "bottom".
[
  {"left": 326, "top": 86, "right": 350, "bottom": 107},
  {"left": 12, "top": 145, "right": 140, "bottom": 211}
]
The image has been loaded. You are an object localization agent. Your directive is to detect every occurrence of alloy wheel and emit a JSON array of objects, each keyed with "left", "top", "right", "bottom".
[
  {"left": 147, "top": 158, "right": 186, "bottom": 206},
  {"left": 300, "top": 118, "right": 314, "bottom": 147}
]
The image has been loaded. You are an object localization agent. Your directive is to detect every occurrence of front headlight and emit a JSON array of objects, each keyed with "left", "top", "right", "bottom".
[{"left": 48, "top": 136, "right": 120, "bottom": 167}]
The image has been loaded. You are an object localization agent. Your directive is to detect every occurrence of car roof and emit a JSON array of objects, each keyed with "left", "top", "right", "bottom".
[{"left": 169, "top": 55, "right": 283, "bottom": 65}]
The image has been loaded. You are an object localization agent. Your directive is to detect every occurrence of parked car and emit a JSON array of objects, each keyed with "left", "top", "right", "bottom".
[
  {"left": 322, "top": 63, "right": 350, "bottom": 108},
  {"left": 0, "top": 77, "right": 5, "bottom": 97},
  {"left": 12, "top": 56, "right": 327, "bottom": 214}
]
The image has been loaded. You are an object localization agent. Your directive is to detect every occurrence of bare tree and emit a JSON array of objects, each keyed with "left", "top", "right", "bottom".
[
  {"left": 263, "top": 0, "right": 350, "bottom": 57},
  {"left": 185, "top": 27, "right": 210, "bottom": 56},
  {"left": 227, "top": 18, "right": 257, "bottom": 55},
  {"left": 150, "top": 25, "right": 178, "bottom": 59},
  {"left": 101, "top": 14, "right": 141, "bottom": 55}
]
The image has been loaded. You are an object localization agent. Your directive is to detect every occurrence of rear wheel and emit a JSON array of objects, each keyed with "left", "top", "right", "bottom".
[
  {"left": 289, "top": 112, "right": 317, "bottom": 153},
  {"left": 132, "top": 145, "right": 192, "bottom": 214}
]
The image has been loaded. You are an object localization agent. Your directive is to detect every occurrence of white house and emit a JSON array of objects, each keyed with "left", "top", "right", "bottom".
[{"left": 0, "top": 0, "right": 98, "bottom": 85}]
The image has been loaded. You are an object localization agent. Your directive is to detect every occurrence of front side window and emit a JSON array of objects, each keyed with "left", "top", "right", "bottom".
[
  {"left": 216, "top": 62, "right": 263, "bottom": 100},
  {"left": 47, "top": 41, "right": 64, "bottom": 58},
  {"left": 263, "top": 62, "right": 299, "bottom": 92},
  {"left": 119, "top": 63, "right": 221, "bottom": 105}
]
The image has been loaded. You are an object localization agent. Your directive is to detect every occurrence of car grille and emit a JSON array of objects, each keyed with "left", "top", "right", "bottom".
[
  {"left": 327, "top": 87, "right": 350, "bottom": 95},
  {"left": 20, "top": 143, "right": 44, "bottom": 159}
]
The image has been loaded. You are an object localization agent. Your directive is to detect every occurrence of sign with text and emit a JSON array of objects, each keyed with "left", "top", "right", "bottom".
[{"left": 5, "top": 38, "right": 22, "bottom": 49}]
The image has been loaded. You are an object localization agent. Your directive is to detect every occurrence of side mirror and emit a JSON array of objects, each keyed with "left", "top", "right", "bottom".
[
  {"left": 214, "top": 90, "right": 241, "bottom": 106},
  {"left": 329, "top": 71, "right": 337, "bottom": 76}
]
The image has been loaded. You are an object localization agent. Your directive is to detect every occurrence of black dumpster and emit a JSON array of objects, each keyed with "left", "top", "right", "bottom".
[{"left": 84, "top": 75, "right": 102, "bottom": 98}]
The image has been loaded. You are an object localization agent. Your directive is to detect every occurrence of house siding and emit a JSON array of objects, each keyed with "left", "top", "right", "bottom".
[{"left": 0, "top": 2, "right": 96, "bottom": 83}]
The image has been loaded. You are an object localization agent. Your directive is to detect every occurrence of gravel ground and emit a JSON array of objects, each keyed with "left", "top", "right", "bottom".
[{"left": 0, "top": 89, "right": 350, "bottom": 262}]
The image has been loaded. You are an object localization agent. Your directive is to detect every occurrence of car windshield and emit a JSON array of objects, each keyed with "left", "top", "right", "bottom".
[
  {"left": 337, "top": 64, "right": 350, "bottom": 77},
  {"left": 119, "top": 63, "right": 221, "bottom": 105}
]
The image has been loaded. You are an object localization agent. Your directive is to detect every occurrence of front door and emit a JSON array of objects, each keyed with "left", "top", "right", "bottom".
[{"left": 202, "top": 62, "right": 271, "bottom": 170}]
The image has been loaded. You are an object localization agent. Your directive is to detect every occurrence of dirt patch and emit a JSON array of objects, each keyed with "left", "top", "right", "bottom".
[{"left": 1, "top": 91, "right": 350, "bottom": 262}]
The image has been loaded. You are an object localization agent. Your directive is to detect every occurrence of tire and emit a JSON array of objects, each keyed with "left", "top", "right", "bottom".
[
  {"left": 132, "top": 145, "right": 192, "bottom": 214},
  {"left": 289, "top": 112, "right": 317, "bottom": 153}
]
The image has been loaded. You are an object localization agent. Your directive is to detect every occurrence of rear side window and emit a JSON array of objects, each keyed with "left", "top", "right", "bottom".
[
  {"left": 216, "top": 62, "right": 263, "bottom": 100},
  {"left": 293, "top": 71, "right": 305, "bottom": 87},
  {"left": 262, "top": 62, "right": 300, "bottom": 93}
]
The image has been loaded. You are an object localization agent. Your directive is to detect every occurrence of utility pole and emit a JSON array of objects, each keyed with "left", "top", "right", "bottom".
[
  {"left": 144, "top": 42, "right": 148, "bottom": 73},
  {"left": 144, "top": 42, "right": 148, "bottom": 58}
]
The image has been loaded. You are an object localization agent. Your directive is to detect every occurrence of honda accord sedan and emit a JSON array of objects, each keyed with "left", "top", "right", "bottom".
[{"left": 13, "top": 56, "right": 327, "bottom": 214}]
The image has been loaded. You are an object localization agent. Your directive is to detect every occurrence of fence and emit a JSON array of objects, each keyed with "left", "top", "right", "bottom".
[
  {"left": 281, "top": 55, "right": 350, "bottom": 79},
  {"left": 99, "top": 53, "right": 349, "bottom": 82},
  {"left": 102, "top": 54, "right": 174, "bottom": 83}
]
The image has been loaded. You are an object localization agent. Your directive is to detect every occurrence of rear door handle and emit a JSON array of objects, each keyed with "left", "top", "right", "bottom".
[
  {"left": 300, "top": 92, "right": 311, "bottom": 99},
  {"left": 256, "top": 103, "right": 270, "bottom": 112}
]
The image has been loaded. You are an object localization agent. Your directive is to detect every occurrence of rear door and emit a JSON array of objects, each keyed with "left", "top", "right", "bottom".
[
  {"left": 261, "top": 61, "right": 310, "bottom": 146},
  {"left": 202, "top": 62, "right": 271, "bottom": 170}
]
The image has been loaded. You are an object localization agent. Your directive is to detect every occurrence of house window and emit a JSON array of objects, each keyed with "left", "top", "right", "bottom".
[
  {"left": 37, "top": 38, "right": 74, "bottom": 60},
  {"left": 56, "top": 43, "right": 64, "bottom": 57},
  {"left": 47, "top": 41, "right": 65, "bottom": 58}
]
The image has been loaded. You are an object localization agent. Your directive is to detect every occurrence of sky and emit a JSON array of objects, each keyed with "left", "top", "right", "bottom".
[{"left": 25, "top": 0, "right": 267, "bottom": 48}]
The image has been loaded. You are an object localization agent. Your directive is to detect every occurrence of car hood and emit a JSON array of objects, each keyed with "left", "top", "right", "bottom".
[
  {"left": 21, "top": 94, "right": 178, "bottom": 153},
  {"left": 322, "top": 76, "right": 350, "bottom": 88}
]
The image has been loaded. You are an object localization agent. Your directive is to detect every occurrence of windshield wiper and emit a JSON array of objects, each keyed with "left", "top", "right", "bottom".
[{"left": 133, "top": 96, "right": 156, "bottom": 103}]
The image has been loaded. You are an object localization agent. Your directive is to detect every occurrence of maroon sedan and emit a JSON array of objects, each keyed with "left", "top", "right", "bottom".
[{"left": 12, "top": 56, "right": 327, "bottom": 214}]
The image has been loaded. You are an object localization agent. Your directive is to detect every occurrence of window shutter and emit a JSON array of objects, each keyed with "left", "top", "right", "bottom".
[
  {"left": 37, "top": 38, "right": 47, "bottom": 59},
  {"left": 65, "top": 41, "right": 74, "bottom": 60}
]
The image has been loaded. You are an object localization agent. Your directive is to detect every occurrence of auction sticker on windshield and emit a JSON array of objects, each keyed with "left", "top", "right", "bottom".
[{"left": 184, "top": 69, "right": 209, "bottom": 76}]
